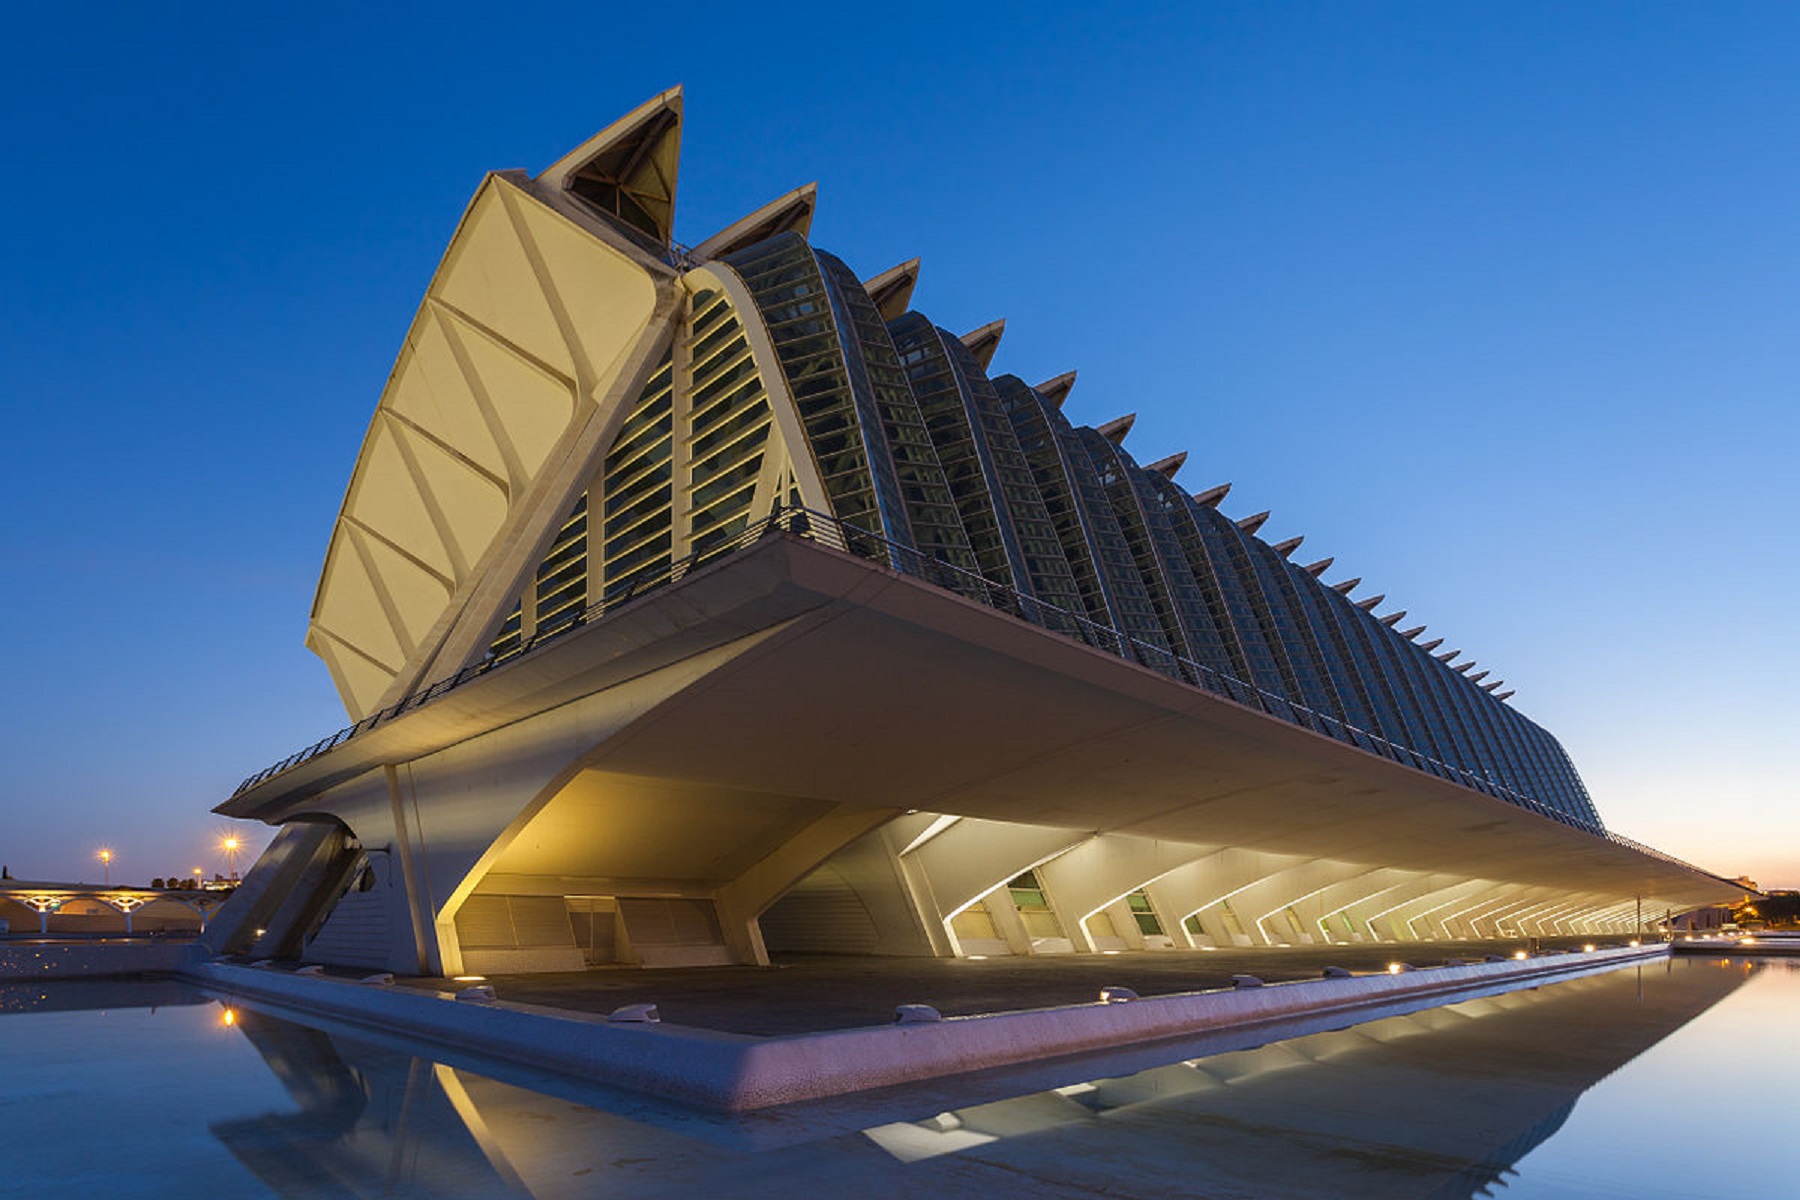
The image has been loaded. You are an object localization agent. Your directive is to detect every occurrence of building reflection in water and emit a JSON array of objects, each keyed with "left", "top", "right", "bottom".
[{"left": 210, "top": 959, "right": 1762, "bottom": 1200}]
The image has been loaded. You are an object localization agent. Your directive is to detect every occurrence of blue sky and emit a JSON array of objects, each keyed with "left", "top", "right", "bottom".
[{"left": 2, "top": 2, "right": 1794, "bottom": 887}]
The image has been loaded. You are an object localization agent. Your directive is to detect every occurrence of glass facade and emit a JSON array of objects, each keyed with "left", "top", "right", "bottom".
[{"left": 490, "top": 219, "right": 1609, "bottom": 837}]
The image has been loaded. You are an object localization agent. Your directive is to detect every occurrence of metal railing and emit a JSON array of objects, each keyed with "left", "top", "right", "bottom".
[{"left": 225, "top": 505, "right": 1743, "bottom": 886}]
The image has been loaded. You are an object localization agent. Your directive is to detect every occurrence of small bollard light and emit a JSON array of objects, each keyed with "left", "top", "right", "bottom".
[
  {"left": 1513, "top": 950, "right": 1529, "bottom": 960},
  {"left": 1386, "top": 962, "right": 1413, "bottom": 974},
  {"left": 1099, "top": 986, "right": 1138, "bottom": 1004},
  {"left": 1582, "top": 943, "right": 1596, "bottom": 952},
  {"left": 894, "top": 1004, "right": 942, "bottom": 1024},
  {"left": 1321, "top": 965, "right": 1354, "bottom": 979},
  {"left": 455, "top": 984, "right": 497, "bottom": 1003},
  {"left": 607, "top": 1003, "right": 660, "bottom": 1023},
  {"left": 1231, "top": 974, "right": 1265, "bottom": 988},
  {"left": 1628, "top": 939, "right": 1641, "bottom": 948}
]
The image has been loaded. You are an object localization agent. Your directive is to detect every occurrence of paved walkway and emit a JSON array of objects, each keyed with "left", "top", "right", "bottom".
[{"left": 409, "top": 936, "right": 1625, "bottom": 1036}]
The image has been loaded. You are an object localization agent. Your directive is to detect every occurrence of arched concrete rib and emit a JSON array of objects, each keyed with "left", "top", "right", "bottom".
[
  {"left": 1271, "top": 535, "right": 1303, "bottom": 558},
  {"left": 538, "top": 85, "right": 683, "bottom": 246},
  {"left": 863, "top": 258, "right": 921, "bottom": 322},
  {"left": 1192, "top": 482, "right": 1230, "bottom": 507},
  {"left": 960, "top": 319, "right": 1005, "bottom": 371},
  {"left": 1302, "top": 556, "right": 1333, "bottom": 577},
  {"left": 1236, "top": 510, "right": 1271, "bottom": 535},
  {"left": 1096, "top": 413, "right": 1136, "bottom": 443},
  {"left": 1146, "top": 451, "right": 1187, "bottom": 479},
  {"left": 1035, "top": 371, "right": 1077, "bottom": 408},
  {"left": 692, "top": 182, "right": 816, "bottom": 260}
]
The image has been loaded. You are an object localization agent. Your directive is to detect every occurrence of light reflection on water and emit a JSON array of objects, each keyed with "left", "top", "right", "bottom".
[{"left": 0, "top": 958, "right": 1791, "bottom": 1199}]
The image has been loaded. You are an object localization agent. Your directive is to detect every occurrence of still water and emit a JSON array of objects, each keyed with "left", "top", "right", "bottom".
[{"left": 0, "top": 957, "right": 1791, "bottom": 1199}]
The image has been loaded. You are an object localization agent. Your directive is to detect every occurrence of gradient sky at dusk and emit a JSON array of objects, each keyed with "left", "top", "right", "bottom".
[{"left": 2, "top": 2, "right": 1794, "bottom": 888}]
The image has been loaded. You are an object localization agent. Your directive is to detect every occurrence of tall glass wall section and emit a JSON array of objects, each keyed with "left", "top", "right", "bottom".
[{"left": 700, "top": 226, "right": 1604, "bottom": 835}]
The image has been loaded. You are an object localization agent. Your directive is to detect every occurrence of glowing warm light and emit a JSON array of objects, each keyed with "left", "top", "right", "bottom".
[
  {"left": 1513, "top": 950, "right": 1529, "bottom": 960},
  {"left": 1386, "top": 962, "right": 1403, "bottom": 974},
  {"left": 451, "top": 975, "right": 487, "bottom": 982},
  {"left": 97, "top": 849, "right": 112, "bottom": 864},
  {"left": 221, "top": 1008, "right": 238, "bottom": 1027},
  {"left": 966, "top": 955, "right": 988, "bottom": 961},
  {"left": 1628, "top": 939, "right": 1641, "bottom": 948},
  {"left": 1102, "top": 949, "right": 1122, "bottom": 955},
  {"left": 1583, "top": 943, "right": 1596, "bottom": 952},
  {"left": 1740, "top": 937, "right": 1757, "bottom": 946}
]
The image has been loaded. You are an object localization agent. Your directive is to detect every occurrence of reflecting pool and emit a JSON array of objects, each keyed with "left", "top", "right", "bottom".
[{"left": 1, "top": 957, "right": 1792, "bottom": 1198}]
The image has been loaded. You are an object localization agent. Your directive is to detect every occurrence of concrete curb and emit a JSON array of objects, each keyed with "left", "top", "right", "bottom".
[{"left": 184, "top": 945, "right": 1665, "bottom": 1111}]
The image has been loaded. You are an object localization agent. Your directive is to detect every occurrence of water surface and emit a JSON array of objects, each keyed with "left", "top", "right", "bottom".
[{"left": 1, "top": 957, "right": 1790, "bottom": 1198}]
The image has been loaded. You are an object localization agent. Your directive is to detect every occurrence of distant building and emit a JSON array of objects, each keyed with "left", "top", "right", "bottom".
[{"left": 206, "top": 91, "right": 1744, "bottom": 976}]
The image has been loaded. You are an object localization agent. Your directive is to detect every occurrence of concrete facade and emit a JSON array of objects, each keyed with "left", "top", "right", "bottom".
[{"left": 206, "top": 91, "right": 1747, "bottom": 978}]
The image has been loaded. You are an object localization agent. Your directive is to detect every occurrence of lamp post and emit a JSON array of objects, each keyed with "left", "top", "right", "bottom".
[
  {"left": 221, "top": 836, "right": 241, "bottom": 883},
  {"left": 97, "top": 848, "right": 113, "bottom": 886},
  {"left": 192, "top": 868, "right": 203, "bottom": 891}
]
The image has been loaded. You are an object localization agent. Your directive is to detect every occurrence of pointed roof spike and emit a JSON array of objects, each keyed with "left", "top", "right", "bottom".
[
  {"left": 863, "top": 258, "right": 921, "bottom": 322},
  {"left": 1096, "top": 413, "right": 1136, "bottom": 443},
  {"left": 1192, "top": 482, "right": 1231, "bottom": 507},
  {"left": 1271, "top": 535, "right": 1304, "bottom": 557},
  {"left": 692, "top": 182, "right": 817, "bottom": 260},
  {"left": 1399, "top": 625, "right": 1427, "bottom": 639},
  {"left": 1237, "top": 510, "right": 1271, "bottom": 535},
  {"left": 1435, "top": 648, "right": 1460, "bottom": 662},
  {"left": 1481, "top": 679, "right": 1504, "bottom": 692},
  {"left": 1035, "top": 371, "right": 1077, "bottom": 408},
  {"left": 960, "top": 319, "right": 1005, "bottom": 371},
  {"left": 1302, "top": 556, "right": 1333, "bottom": 576},
  {"left": 1453, "top": 661, "right": 1477, "bottom": 674},
  {"left": 1419, "top": 637, "right": 1445, "bottom": 651},
  {"left": 1496, "top": 690, "right": 1516, "bottom": 701},
  {"left": 1330, "top": 577, "right": 1362, "bottom": 594},
  {"left": 1354, "top": 593, "right": 1386, "bottom": 611},
  {"left": 539, "top": 86, "right": 684, "bottom": 246},
  {"left": 1147, "top": 451, "right": 1188, "bottom": 479},
  {"left": 1468, "top": 669, "right": 1490, "bottom": 683},
  {"left": 1378, "top": 610, "right": 1407, "bottom": 627}
]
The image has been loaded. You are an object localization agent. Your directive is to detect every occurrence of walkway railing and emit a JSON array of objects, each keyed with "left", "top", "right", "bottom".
[{"left": 227, "top": 506, "right": 1738, "bottom": 887}]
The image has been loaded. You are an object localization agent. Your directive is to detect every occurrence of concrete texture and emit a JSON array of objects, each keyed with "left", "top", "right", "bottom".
[
  {"left": 412, "top": 937, "right": 1622, "bottom": 1035},
  {"left": 184, "top": 941, "right": 1659, "bottom": 1111}
]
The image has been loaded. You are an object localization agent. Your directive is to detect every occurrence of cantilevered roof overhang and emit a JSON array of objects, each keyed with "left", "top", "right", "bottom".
[{"left": 224, "top": 534, "right": 1742, "bottom": 912}]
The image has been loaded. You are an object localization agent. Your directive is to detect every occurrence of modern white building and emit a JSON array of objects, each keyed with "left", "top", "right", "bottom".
[{"left": 205, "top": 90, "right": 1746, "bottom": 977}]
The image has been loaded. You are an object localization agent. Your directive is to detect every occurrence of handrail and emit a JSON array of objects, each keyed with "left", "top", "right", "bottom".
[{"left": 226, "top": 505, "right": 1743, "bottom": 888}]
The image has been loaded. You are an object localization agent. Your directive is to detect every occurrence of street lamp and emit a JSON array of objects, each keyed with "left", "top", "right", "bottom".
[
  {"left": 97, "top": 848, "right": 113, "bottom": 886},
  {"left": 192, "top": 868, "right": 203, "bottom": 890},
  {"left": 221, "top": 836, "right": 242, "bottom": 883}
]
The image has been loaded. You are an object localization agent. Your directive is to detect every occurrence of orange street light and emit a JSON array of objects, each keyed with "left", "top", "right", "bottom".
[
  {"left": 97, "top": 848, "right": 113, "bottom": 885},
  {"left": 221, "top": 836, "right": 242, "bottom": 882}
]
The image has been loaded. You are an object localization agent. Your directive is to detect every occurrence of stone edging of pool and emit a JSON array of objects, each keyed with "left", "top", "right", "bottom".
[{"left": 182, "top": 946, "right": 1664, "bottom": 1111}]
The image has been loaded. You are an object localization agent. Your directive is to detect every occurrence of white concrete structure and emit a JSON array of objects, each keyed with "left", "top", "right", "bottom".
[{"left": 205, "top": 92, "right": 1746, "bottom": 977}]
